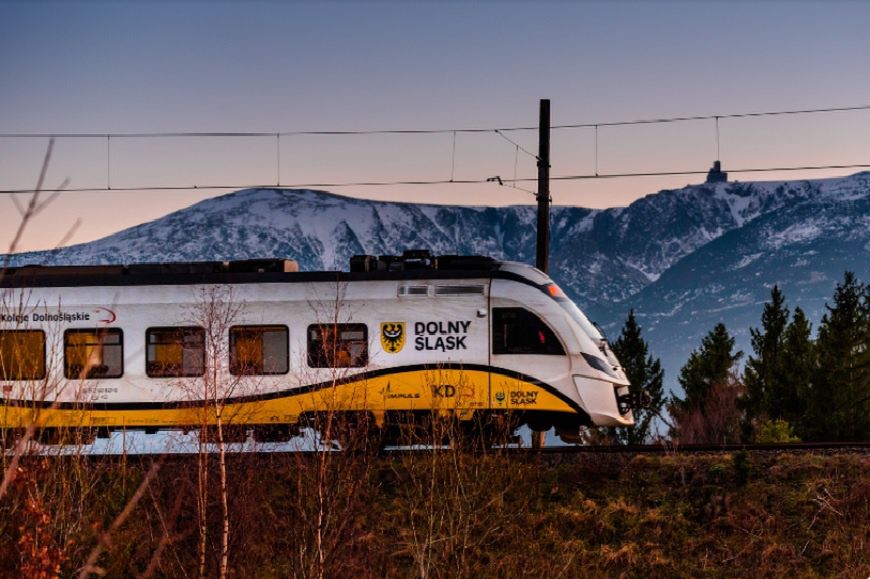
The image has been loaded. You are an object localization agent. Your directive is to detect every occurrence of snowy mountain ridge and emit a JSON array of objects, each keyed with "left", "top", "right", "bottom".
[
  {"left": 7, "top": 171, "right": 870, "bottom": 387},
  {"left": 12, "top": 173, "right": 866, "bottom": 303}
]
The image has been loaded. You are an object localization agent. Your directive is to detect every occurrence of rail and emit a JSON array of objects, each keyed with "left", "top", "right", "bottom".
[{"left": 5, "top": 440, "right": 868, "bottom": 460}]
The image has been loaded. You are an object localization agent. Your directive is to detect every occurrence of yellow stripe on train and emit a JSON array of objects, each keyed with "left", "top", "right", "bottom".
[{"left": 0, "top": 369, "right": 577, "bottom": 429}]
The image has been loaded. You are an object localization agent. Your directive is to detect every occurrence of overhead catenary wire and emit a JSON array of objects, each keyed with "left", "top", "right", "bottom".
[
  {"left": 450, "top": 130, "right": 457, "bottom": 182},
  {"left": 106, "top": 135, "right": 111, "bottom": 190},
  {"left": 2, "top": 104, "right": 869, "bottom": 139},
  {"left": 513, "top": 145, "right": 519, "bottom": 186},
  {"left": 594, "top": 125, "right": 599, "bottom": 176},
  {"left": 276, "top": 133, "right": 281, "bottom": 187},
  {"left": 493, "top": 129, "right": 539, "bottom": 160},
  {"left": 3, "top": 103, "right": 869, "bottom": 200},
  {"left": 2, "top": 162, "right": 869, "bottom": 196}
]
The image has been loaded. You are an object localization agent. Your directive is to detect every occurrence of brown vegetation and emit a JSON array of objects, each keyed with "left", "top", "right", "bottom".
[{"left": 0, "top": 448, "right": 866, "bottom": 577}]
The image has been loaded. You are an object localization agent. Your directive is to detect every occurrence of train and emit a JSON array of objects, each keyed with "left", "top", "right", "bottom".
[{"left": 0, "top": 251, "right": 633, "bottom": 447}]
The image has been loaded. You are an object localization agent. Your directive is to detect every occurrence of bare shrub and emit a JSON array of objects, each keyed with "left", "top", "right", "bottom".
[{"left": 670, "top": 374, "right": 745, "bottom": 445}]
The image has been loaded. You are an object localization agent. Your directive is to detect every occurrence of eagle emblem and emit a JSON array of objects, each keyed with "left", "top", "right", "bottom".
[{"left": 381, "top": 322, "right": 405, "bottom": 354}]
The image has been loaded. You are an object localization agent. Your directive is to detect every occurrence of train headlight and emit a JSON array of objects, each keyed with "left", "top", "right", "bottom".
[
  {"left": 544, "top": 283, "right": 567, "bottom": 299},
  {"left": 581, "top": 352, "right": 619, "bottom": 379}
]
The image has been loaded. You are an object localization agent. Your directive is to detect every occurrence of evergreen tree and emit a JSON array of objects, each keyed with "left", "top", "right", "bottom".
[
  {"left": 675, "top": 322, "right": 743, "bottom": 411},
  {"left": 780, "top": 307, "right": 815, "bottom": 436},
  {"left": 610, "top": 310, "right": 665, "bottom": 444},
  {"left": 743, "top": 285, "right": 790, "bottom": 424},
  {"left": 810, "top": 272, "right": 869, "bottom": 441}
]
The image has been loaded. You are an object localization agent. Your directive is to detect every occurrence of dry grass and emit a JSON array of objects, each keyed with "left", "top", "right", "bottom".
[{"left": 0, "top": 448, "right": 866, "bottom": 577}]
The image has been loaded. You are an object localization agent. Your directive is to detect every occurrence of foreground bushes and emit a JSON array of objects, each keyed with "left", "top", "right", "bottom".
[{"left": 1, "top": 450, "right": 867, "bottom": 577}]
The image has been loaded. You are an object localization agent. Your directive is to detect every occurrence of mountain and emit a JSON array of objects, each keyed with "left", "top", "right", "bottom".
[
  {"left": 607, "top": 174, "right": 870, "bottom": 389},
  {"left": 6, "top": 172, "right": 870, "bottom": 388}
]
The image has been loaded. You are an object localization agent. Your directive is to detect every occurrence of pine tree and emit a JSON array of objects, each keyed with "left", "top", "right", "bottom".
[
  {"left": 610, "top": 310, "right": 665, "bottom": 444},
  {"left": 780, "top": 307, "right": 815, "bottom": 436},
  {"left": 676, "top": 322, "right": 743, "bottom": 411},
  {"left": 743, "top": 285, "right": 790, "bottom": 424},
  {"left": 811, "top": 272, "right": 869, "bottom": 441}
]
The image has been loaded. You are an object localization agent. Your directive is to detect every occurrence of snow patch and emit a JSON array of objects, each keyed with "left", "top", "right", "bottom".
[
  {"left": 733, "top": 252, "right": 763, "bottom": 270},
  {"left": 765, "top": 221, "right": 823, "bottom": 249}
]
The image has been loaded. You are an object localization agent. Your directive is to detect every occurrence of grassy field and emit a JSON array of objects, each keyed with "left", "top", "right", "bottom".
[{"left": 1, "top": 448, "right": 867, "bottom": 577}]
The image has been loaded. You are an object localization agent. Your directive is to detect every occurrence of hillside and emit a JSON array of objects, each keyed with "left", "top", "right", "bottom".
[{"left": 2, "top": 450, "right": 867, "bottom": 576}]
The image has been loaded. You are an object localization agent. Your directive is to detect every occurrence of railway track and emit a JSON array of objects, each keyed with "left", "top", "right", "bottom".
[
  {"left": 6, "top": 440, "right": 868, "bottom": 459},
  {"left": 378, "top": 441, "right": 870, "bottom": 457},
  {"left": 503, "top": 441, "right": 870, "bottom": 454}
]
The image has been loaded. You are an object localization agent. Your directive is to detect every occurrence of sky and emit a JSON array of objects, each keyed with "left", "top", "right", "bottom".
[{"left": 1, "top": 0, "right": 869, "bottom": 253}]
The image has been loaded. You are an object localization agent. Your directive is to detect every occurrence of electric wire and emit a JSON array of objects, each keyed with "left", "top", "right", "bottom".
[
  {"left": 513, "top": 145, "right": 519, "bottom": 186},
  {"left": 449, "top": 131, "right": 457, "bottom": 182},
  {"left": 493, "top": 129, "right": 539, "bottom": 160},
  {"left": 2, "top": 104, "right": 868, "bottom": 139},
  {"left": 3, "top": 104, "right": 869, "bottom": 198},
  {"left": 2, "top": 162, "right": 868, "bottom": 196},
  {"left": 594, "top": 125, "right": 599, "bottom": 176},
  {"left": 106, "top": 135, "right": 111, "bottom": 189},
  {"left": 550, "top": 104, "right": 870, "bottom": 131},
  {"left": 715, "top": 116, "right": 721, "bottom": 160}
]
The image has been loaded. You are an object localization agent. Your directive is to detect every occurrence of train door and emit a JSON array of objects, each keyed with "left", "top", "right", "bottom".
[{"left": 488, "top": 283, "right": 571, "bottom": 416}]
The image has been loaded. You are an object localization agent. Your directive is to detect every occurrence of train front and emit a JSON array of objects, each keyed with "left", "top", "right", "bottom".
[{"left": 492, "top": 262, "right": 636, "bottom": 433}]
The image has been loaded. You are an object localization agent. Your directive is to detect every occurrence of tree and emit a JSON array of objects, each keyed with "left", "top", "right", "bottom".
[
  {"left": 809, "top": 272, "right": 869, "bottom": 441},
  {"left": 743, "top": 285, "right": 790, "bottom": 424},
  {"left": 670, "top": 323, "right": 744, "bottom": 443},
  {"left": 779, "top": 306, "right": 815, "bottom": 436},
  {"left": 610, "top": 310, "right": 665, "bottom": 444},
  {"left": 675, "top": 323, "right": 742, "bottom": 411}
]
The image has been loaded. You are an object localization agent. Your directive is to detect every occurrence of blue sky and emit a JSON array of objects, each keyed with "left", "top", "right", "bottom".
[{"left": 2, "top": 1, "right": 869, "bottom": 252}]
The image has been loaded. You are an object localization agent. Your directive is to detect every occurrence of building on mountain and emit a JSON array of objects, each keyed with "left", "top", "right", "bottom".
[{"left": 706, "top": 160, "right": 728, "bottom": 183}]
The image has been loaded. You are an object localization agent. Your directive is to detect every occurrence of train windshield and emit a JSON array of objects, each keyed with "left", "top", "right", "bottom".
[
  {"left": 541, "top": 283, "right": 605, "bottom": 344},
  {"left": 556, "top": 298, "right": 604, "bottom": 343}
]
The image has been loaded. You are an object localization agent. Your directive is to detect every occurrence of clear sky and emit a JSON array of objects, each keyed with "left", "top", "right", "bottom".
[{"left": 2, "top": 1, "right": 869, "bottom": 253}]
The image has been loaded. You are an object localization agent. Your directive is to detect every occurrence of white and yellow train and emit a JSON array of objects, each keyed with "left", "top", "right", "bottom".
[{"left": 0, "top": 252, "right": 633, "bottom": 445}]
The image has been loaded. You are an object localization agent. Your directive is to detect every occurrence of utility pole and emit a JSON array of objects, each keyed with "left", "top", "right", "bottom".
[
  {"left": 536, "top": 99, "right": 551, "bottom": 274},
  {"left": 532, "top": 99, "right": 551, "bottom": 450}
]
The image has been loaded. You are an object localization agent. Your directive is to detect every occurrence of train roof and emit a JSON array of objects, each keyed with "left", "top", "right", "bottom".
[{"left": 0, "top": 251, "right": 547, "bottom": 289}]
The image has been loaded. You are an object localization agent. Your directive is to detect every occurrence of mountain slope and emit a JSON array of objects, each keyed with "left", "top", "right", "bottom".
[
  {"left": 608, "top": 173, "right": 870, "bottom": 385},
  {"left": 7, "top": 175, "right": 837, "bottom": 307}
]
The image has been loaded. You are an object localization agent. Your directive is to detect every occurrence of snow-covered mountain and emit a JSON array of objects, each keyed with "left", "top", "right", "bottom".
[
  {"left": 7, "top": 172, "right": 870, "bottom": 388},
  {"left": 604, "top": 173, "right": 870, "bottom": 388}
]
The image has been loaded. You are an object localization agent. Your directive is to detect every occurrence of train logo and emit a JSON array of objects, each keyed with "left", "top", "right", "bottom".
[{"left": 380, "top": 322, "right": 406, "bottom": 353}]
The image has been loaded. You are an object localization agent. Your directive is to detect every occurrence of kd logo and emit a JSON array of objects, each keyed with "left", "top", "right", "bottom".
[
  {"left": 380, "top": 322, "right": 406, "bottom": 353},
  {"left": 432, "top": 384, "right": 456, "bottom": 398}
]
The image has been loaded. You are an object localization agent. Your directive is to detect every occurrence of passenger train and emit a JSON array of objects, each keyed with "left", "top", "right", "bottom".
[{"left": 0, "top": 251, "right": 633, "bottom": 446}]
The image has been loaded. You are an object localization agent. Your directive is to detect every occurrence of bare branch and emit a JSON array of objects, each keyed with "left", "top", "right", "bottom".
[
  {"left": 77, "top": 457, "right": 165, "bottom": 579},
  {"left": 32, "top": 177, "right": 70, "bottom": 217},
  {"left": 55, "top": 217, "right": 83, "bottom": 249}
]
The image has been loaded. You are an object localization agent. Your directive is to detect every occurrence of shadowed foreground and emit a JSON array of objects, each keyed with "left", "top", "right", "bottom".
[{"left": 1, "top": 449, "right": 867, "bottom": 577}]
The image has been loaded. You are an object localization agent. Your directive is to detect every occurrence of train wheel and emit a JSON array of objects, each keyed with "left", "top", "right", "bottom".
[
  {"left": 252, "top": 424, "right": 297, "bottom": 443},
  {"left": 1, "top": 429, "right": 23, "bottom": 450},
  {"left": 330, "top": 413, "right": 385, "bottom": 454},
  {"left": 198, "top": 425, "right": 249, "bottom": 444},
  {"left": 456, "top": 413, "right": 518, "bottom": 452}
]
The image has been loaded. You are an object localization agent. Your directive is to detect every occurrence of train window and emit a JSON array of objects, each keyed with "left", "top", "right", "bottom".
[
  {"left": 229, "top": 325, "right": 289, "bottom": 375},
  {"left": 146, "top": 327, "right": 205, "bottom": 378},
  {"left": 307, "top": 323, "right": 368, "bottom": 368},
  {"left": 64, "top": 328, "right": 124, "bottom": 379},
  {"left": 0, "top": 330, "right": 46, "bottom": 381},
  {"left": 492, "top": 308, "right": 565, "bottom": 356}
]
